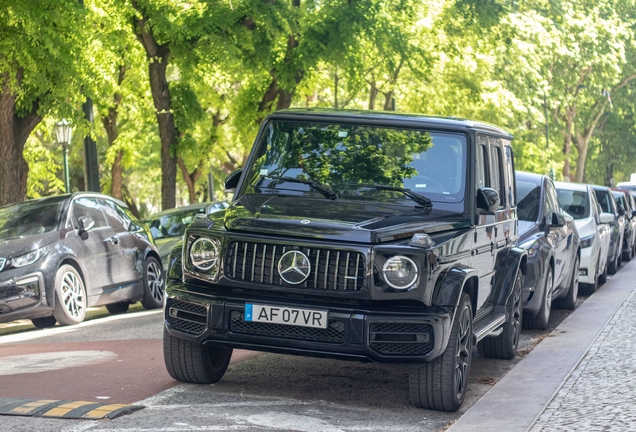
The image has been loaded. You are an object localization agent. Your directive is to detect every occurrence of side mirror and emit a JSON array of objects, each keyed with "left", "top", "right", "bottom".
[
  {"left": 617, "top": 205, "right": 626, "bottom": 216},
  {"left": 78, "top": 216, "right": 95, "bottom": 232},
  {"left": 476, "top": 187, "right": 500, "bottom": 214},
  {"left": 224, "top": 169, "right": 242, "bottom": 193},
  {"left": 549, "top": 212, "right": 566, "bottom": 227},
  {"left": 600, "top": 212, "right": 615, "bottom": 224},
  {"left": 631, "top": 209, "right": 636, "bottom": 218}
]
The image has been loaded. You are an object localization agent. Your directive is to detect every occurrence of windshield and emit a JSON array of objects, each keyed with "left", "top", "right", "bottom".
[
  {"left": 0, "top": 198, "right": 65, "bottom": 239},
  {"left": 516, "top": 180, "right": 541, "bottom": 222},
  {"left": 143, "top": 209, "right": 204, "bottom": 239},
  {"left": 244, "top": 120, "right": 467, "bottom": 205},
  {"left": 556, "top": 189, "right": 590, "bottom": 220}
]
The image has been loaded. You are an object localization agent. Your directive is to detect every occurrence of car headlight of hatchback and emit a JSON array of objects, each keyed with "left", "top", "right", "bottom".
[
  {"left": 580, "top": 234, "right": 595, "bottom": 248},
  {"left": 382, "top": 255, "right": 419, "bottom": 290},
  {"left": 186, "top": 236, "right": 221, "bottom": 281},
  {"left": 520, "top": 240, "right": 540, "bottom": 258},
  {"left": 11, "top": 247, "right": 48, "bottom": 268}
]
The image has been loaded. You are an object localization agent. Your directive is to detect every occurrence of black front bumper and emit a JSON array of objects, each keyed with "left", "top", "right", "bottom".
[{"left": 164, "top": 283, "right": 452, "bottom": 363}]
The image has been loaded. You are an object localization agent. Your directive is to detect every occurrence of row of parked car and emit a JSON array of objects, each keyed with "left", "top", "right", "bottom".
[
  {"left": 518, "top": 171, "right": 636, "bottom": 330},
  {"left": 0, "top": 194, "right": 227, "bottom": 328}
]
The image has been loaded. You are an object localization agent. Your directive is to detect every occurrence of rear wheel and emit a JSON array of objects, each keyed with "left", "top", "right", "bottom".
[
  {"left": 523, "top": 266, "right": 552, "bottom": 330},
  {"left": 163, "top": 327, "right": 233, "bottom": 384},
  {"left": 478, "top": 271, "right": 523, "bottom": 360},
  {"left": 106, "top": 302, "right": 130, "bottom": 315},
  {"left": 554, "top": 255, "right": 579, "bottom": 310},
  {"left": 623, "top": 242, "right": 633, "bottom": 261},
  {"left": 52, "top": 265, "right": 87, "bottom": 326},
  {"left": 409, "top": 292, "right": 473, "bottom": 412},
  {"left": 31, "top": 316, "right": 57, "bottom": 329},
  {"left": 141, "top": 257, "right": 164, "bottom": 310}
]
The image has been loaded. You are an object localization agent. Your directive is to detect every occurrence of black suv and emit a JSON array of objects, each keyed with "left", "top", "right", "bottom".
[{"left": 163, "top": 109, "right": 526, "bottom": 412}]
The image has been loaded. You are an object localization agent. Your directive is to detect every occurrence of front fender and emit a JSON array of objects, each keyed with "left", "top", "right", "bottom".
[
  {"left": 493, "top": 246, "right": 527, "bottom": 306},
  {"left": 432, "top": 264, "right": 478, "bottom": 308}
]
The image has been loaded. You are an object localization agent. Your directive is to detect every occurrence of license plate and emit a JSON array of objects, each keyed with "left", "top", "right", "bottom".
[{"left": 244, "top": 304, "right": 328, "bottom": 329}]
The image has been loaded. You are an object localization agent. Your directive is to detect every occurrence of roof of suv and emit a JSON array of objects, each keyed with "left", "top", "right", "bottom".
[{"left": 268, "top": 108, "right": 513, "bottom": 139}]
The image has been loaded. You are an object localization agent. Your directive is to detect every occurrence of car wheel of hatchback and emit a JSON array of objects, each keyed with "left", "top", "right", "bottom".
[
  {"left": 31, "top": 316, "right": 57, "bottom": 329},
  {"left": 598, "top": 257, "right": 608, "bottom": 285},
  {"left": 554, "top": 255, "right": 579, "bottom": 310},
  {"left": 52, "top": 264, "right": 87, "bottom": 326},
  {"left": 106, "top": 302, "right": 130, "bottom": 315},
  {"left": 409, "top": 292, "right": 473, "bottom": 412},
  {"left": 163, "top": 327, "right": 233, "bottom": 384},
  {"left": 523, "top": 266, "right": 552, "bottom": 330},
  {"left": 141, "top": 257, "right": 164, "bottom": 310},
  {"left": 478, "top": 271, "right": 522, "bottom": 360}
]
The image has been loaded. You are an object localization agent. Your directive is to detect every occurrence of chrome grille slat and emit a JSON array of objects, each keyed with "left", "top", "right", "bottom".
[{"left": 225, "top": 242, "right": 365, "bottom": 292}]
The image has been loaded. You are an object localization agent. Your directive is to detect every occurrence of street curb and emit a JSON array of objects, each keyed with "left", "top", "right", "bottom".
[{"left": 447, "top": 261, "right": 636, "bottom": 432}]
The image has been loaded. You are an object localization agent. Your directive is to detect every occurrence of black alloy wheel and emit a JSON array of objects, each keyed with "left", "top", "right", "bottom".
[{"left": 141, "top": 257, "right": 165, "bottom": 310}]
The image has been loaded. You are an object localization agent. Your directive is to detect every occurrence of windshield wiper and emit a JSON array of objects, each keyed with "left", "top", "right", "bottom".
[
  {"left": 352, "top": 184, "right": 433, "bottom": 210},
  {"left": 258, "top": 175, "right": 339, "bottom": 200}
]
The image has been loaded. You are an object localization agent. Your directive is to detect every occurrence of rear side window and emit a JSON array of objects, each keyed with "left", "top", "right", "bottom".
[
  {"left": 594, "top": 189, "right": 613, "bottom": 214},
  {"left": 516, "top": 180, "right": 541, "bottom": 222},
  {"left": 490, "top": 145, "right": 505, "bottom": 207},
  {"left": 100, "top": 199, "right": 132, "bottom": 232}
]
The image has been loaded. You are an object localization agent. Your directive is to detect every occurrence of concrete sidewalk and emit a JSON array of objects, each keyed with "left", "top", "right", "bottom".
[{"left": 449, "top": 261, "right": 636, "bottom": 432}]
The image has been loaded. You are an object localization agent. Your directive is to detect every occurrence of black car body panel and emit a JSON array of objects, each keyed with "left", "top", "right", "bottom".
[
  {"left": 516, "top": 172, "right": 580, "bottom": 317},
  {"left": 165, "top": 109, "right": 525, "bottom": 368},
  {"left": 0, "top": 193, "right": 162, "bottom": 323}
]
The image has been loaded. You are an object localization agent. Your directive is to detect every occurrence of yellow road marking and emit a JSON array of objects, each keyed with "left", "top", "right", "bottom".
[
  {"left": 42, "top": 401, "right": 96, "bottom": 417},
  {"left": 10, "top": 400, "right": 57, "bottom": 415},
  {"left": 81, "top": 403, "right": 130, "bottom": 419}
]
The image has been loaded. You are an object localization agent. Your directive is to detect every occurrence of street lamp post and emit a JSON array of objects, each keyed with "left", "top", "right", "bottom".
[{"left": 55, "top": 119, "right": 73, "bottom": 193}]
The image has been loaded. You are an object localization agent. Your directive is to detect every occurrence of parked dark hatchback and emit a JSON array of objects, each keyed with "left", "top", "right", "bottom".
[
  {"left": 592, "top": 185, "right": 625, "bottom": 274},
  {"left": 162, "top": 109, "right": 528, "bottom": 412},
  {"left": 516, "top": 172, "right": 580, "bottom": 330},
  {"left": 0, "top": 193, "right": 165, "bottom": 328}
]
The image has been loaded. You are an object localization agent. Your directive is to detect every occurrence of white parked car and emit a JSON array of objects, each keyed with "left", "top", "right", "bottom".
[{"left": 555, "top": 182, "right": 613, "bottom": 294}]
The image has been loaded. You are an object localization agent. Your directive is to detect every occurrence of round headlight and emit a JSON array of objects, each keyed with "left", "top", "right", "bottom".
[
  {"left": 382, "top": 255, "right": 418, "bottom": 290},
  {"left": 189, "top": 237, "right": 219, "bottom": 271}
]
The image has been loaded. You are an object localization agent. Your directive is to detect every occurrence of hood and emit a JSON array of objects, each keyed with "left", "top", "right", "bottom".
[
  {"left": 0, "top": 231, "right": 59, "bottom": 259},
  {"left": 223, "top": 194, "right": 470, "bottom": 243},
  {"left": 154, "top": 237, "right": 182, "bottom": 260}
]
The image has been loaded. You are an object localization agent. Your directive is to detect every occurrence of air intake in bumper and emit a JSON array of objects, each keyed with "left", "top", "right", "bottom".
[{"left": 166, "top": 298, "right": 208, "bottom": 335}]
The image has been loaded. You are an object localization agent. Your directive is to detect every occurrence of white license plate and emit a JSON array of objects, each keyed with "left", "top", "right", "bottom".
[{"left": 244, "top": 304, "right": 328, "bottom": 329}]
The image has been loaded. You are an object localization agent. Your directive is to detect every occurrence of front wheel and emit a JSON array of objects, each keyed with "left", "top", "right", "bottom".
[
  {"left": 554, "top": 255, "right": 579, "bottom": 310},
  {"left": 163, "top": 327, "right": 233, "bottom": 384},
  {"left": 478, "top": 271, "right": 523, "bottom": 360},
  {"left": 523, "top": 266, "right": 553, "bottom": 330},
  {"left": 52, "top": 264, "right": 87, "bottom": 326},
  {"left": 409, "top": 292, "right": 473, "bottom": 412},
  {"left": 141, "top": 257, "right": 164, "bottom": 310}
]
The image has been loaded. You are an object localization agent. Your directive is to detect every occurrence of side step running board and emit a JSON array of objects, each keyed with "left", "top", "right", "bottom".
[{"left": 473, "top": 312, "right": 506, "bottom": 343}]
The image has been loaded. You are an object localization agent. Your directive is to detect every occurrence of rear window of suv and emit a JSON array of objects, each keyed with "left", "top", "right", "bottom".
[{"left": 556, "top": 189, "right": 590, "bottom": 219}]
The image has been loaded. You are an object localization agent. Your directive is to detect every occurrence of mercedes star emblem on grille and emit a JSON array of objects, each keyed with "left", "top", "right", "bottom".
[{"left": 278, "top": 250, "right": 311, "bottom": 284}]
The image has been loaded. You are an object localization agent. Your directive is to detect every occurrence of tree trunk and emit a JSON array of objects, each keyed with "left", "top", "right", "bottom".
[
  {"left": 132, "top": 12, "right": 178, "bottom": 210},
  {"left": 383, "top": 91, "right": 394, "bottom": 111},
  {"left": 573, "top": 134, "right": 590, "bottom": 183},
  {"left": 101, "top": 65, "right": 126, "bottom": 200},
  {"left": 178, "top": 157, "right": 203, "bottom": 204},
  {"left": 561, "top": 111, "right": 574, "bottom": 181},
  {"left": 0, "top": 70, "right": 41, "bottom": 206},
  {"left": 368, "top": 82, "right": 378, "bottom": 110}
]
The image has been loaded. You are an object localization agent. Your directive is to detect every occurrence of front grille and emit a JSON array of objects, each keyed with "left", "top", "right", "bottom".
[
  {"left": 230, "top": 311, "right": 345, "bottom": 343},
  {"left": 225, "top": 241, "right": 365, "bottom": 291},
  {"left": 166, "top": 298, "right": 208, "bottom": 335},
  {"left": 369, "top": 323, "right": 433, "bottom": 356}
]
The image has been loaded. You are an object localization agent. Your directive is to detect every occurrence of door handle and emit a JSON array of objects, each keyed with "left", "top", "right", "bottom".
[{"left": 108, "top": 237, "right": 119, "bottom": 245}]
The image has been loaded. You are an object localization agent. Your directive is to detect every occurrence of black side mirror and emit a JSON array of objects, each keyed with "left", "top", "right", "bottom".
[
  {"left": 617, "top": 205, "right": 626, "bottom": 216},
  {"left": 224, "top": 169, "right": 242, "bottom": 193},
  {"left": 476, "top": 187, "right": 500, "bottom": 214},
  {"left": 549, "top": 211, "right": 566, "bottom": 227},
  {"left": 78, "top": 216, "right": 95, "bottom": 240}
]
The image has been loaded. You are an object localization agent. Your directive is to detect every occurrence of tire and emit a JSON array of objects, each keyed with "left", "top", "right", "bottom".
[
  {"left": 523, "top": 266, "right": 553, "bottom": 330},
  {"left": 622, "top": 243, "right": 633, "bottom": 262},
  {"left": 52, "top": 264, "right": 87, "bottom": 326},
  {"left": 554, "top": 255, "right": 579, "bottom": 310},
  {"left": 106, "top": 302, "right": 130, "bottom": 314},
  {"left": 409, "top": 293, "right": 473, "bottom": 412},
  {"left": 163, "top": 327, "right": 232, "bottom": 384},
  {"left": 31, "top": 316, "right": 57, "bottom": 329},
  {"left": 598, "top": 258, "right": 608, "bottom": 285},
  {"left": 478, "top": 271, "right": 522, "bottom": 360},
  {"left": 617, "top": 247, "right": 623, "bottom": 268},
  {"left": 608, "top": 249, "right": 619, "bottom": 274},
  {"left": 141, "top": 256, "right": 164, "bottom": 310}
]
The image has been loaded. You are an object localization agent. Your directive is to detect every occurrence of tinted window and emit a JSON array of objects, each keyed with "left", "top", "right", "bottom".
[
  {"left": 246, "top": 121, "right": 467, "bottom": 203},
  {"left": 143, "top": 209, "right": 204, "bottom": 239},
  {"left": 516, "top": 180, "right": 541, "bottom": 221},
  {"left": 101, "top": 199, "right": 132, "bottom": 232},
  {"left": 73, "top": 198, "right": 108, "bottom": 228},
  {"left": 0, "top": 198, "right": 65, "bottom": 238},
  {"left": 475, "top": 144, "right": 487, "bottom": 191},
  {"left": 556, "top": 189, "right": 590, "bottom": 219},
  {"left": 594, "top": 189, "right": 614, "bottom": 214},
  {"left": 490, "top": 145, "right": 505, "bottom": 207},
  {"left": 505, "top": 146, "right": 516, "bottom": 207}
]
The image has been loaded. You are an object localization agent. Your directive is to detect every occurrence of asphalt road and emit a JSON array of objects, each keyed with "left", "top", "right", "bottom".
[{"left": 0, "top": 281, "right": 599, "bottom": 432}]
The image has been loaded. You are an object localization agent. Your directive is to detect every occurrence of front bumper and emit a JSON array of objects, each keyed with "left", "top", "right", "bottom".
[
  {"left": 579, "top": 246, "right": 597, "bottom": 285},
  {"left": 0, "top": 271, "right": 51, "bottom": 322},
  {"left": 164, "top": 283, "right": 452, "bottom": 363}
]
